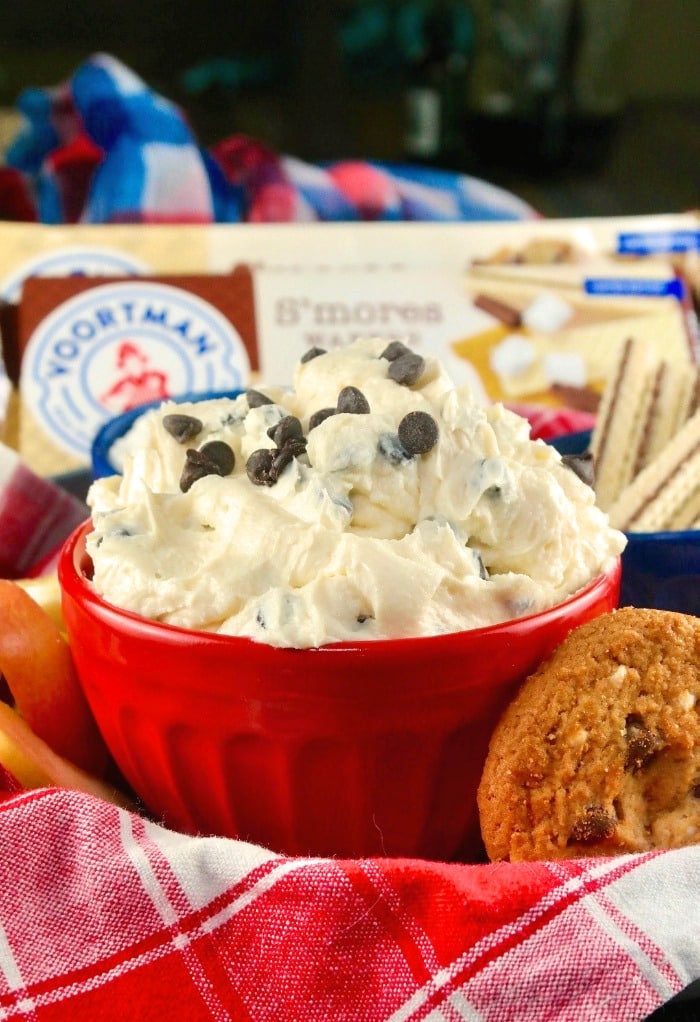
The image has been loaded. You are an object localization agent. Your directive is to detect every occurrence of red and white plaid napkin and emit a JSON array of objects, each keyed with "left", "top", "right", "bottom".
[{"left": 0, "top": 772, "right": 697, "bottom": 1021}]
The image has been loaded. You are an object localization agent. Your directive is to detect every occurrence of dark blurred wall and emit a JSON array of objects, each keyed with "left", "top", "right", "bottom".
[{"left": 1, "top": 0, "right": 699, "bottom": 165}]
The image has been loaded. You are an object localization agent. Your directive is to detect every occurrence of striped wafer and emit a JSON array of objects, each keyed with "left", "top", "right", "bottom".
[
  {"left": 590, "top": 338, "right": 700, "bottom": 512},
  {"left": 668, "top": 485, "right": 700, "bottom": 531},
  {"left": 589, "top": 338, "right": 661, "bottom": 510},
  {"left": 607, "top": 410, "right": 700, "bottom": 531}
]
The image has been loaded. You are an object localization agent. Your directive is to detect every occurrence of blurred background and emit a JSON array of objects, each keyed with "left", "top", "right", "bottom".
[{"left": 0, "top": 0, "right": 698, "bottom": 218}]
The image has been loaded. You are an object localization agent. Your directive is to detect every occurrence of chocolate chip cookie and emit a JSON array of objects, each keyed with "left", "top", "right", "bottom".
[{"left": 477, "top": 607, "right": 700, "bottom": 861}]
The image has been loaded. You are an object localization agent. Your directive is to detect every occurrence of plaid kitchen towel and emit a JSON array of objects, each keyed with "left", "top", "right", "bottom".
[
  {"left": 0, "top": 778, "right": 697, "bottom": 1021},
  {"left": 2, "top": 53, "right": 536, "bottom": 226}
]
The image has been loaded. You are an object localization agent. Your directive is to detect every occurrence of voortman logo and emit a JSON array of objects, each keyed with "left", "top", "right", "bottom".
[{"left": 22, "top": 281, "right": 251, "bottom": 458}]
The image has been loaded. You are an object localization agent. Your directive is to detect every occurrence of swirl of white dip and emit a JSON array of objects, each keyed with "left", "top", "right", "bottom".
[{"left": 87, "top": 337, "right": 625, "bottom": 647}]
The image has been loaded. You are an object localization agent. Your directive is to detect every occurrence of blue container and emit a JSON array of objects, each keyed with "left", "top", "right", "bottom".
[
  {"left": 550, "top": 431, "right": 700, "bottom": 614},
  {"left": 91, "top": 389, "right": 244, "bottom": 479}
]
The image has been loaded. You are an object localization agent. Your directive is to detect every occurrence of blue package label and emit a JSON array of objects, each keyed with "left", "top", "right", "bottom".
[
  {"left": 617, "top": 230, "right": 700, "bottom": 255},
  {"left": 584, "top": 277, "right": 685, "bottom": 300}
]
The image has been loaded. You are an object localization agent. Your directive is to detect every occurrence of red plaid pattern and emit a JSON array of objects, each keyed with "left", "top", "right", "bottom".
[{"left": 0, "top": 783, "right": 696, "bottom": 1021}]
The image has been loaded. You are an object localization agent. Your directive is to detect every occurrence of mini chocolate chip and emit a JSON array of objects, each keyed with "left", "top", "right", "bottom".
[
  {"left": 357, "top": 614, "right": 372, "bottom": 624},
  {"left": 246, "top": 388, "right": 273, "bottom": 408},
  {"left": 270, "top": 446, "right": 295, "bottom": 481},
  {"left": 380, "top": 340, "right": 412, "bottom": 362},
  {"left": 107, "top": 526, "right": 135, "bottom": 538},
  {"left": 220, "top": 411, "right": 243, "bottom": 427},
  {"left": 198, "top": 440, "right": 235, "bottom": 477},
  {"left": 337, "top": 386, "right": 370, "bottom": 414},
  {"left": 180, "top": 449, "right": 215, "bottom": 492},
  {"left": 162, "top": 413, "right": 203, "bottom": 444},
  {"left": 300, "top": 346, "right": 327, "bottom": 363},
  {"left": 246, "top": 448, "right": 276, "bottom": 486},
  {"left": 378, "top": 432, "right": 410, "bottom": 465},
  {"left": 387, "top": 351, "right": 425, "bottom": 386},
  {"left": 282, "top": 437, "right": 308, "bottom": 459},
  {"left": 692, "top": 785, "right": 700, "bottom": 798},
  {"left": 562, "top": 451, "right": 595, "bottom": 488},
  {"left": 266, "top": 436, "right": 308, "bottom": 483},
  {"left": 256, "top": 608, "right": 266, "bottom": 629},
  {"left": 397, "top": 411, "right": 439, "bottom": 456},
  {"left": 624, "top": 713, "right": 658, "bottom": 772},
  {"left": 568, "top": 805, "right": 617, "bottom": 845},
  {"left": 267, "top": 414, "right": 305, "bottom": 447},
  {"left": 475, "top": 552, "right": 489, "bottom": 579},
  {"left": 333, "top": 493, "right": 354, "bottom": 515},
  {"left": 308, "top": 407, "right": 337, "bottom": 431}
]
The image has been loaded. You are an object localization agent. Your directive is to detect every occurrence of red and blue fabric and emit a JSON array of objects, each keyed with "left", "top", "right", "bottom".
[{"left": 1, "top": 53, "right": 537, "bottom": 226}]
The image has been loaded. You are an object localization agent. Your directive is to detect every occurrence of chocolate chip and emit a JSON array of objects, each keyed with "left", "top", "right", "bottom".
[
  {"left": 337, "top": 386, "right": 370, "bottom": 414},
  {"left": 270, "top": 446, "right": 295, "bottom": 480},
  {"left": 179, "top": 441, "right": 235, "bottom": 492},
  {"left": 568, "top": 805, "right": 617, "bottom": 845},
  {"left": 220, "top": 411, "right": 243, "bottom": 427},
  {"left": 308, "top": 407, "right": 337, "bottom": 431},
  {"left": 283, "top": 437, "right": 308, "bottom": 459},
  {"left": 300, "top": 346, "right": 327, "bottom": 363},
  {"left": 562, "top": 451, "right": 595, "bottom": 488},
  {"left": 333, "top": 493, "right": 354, "bottom": 516},
  {"left": 378, "top": 432, "right": 410, "bottom": 465},
  {"left": 267, "top": 415, "right": 305, "bottom": 448},
  {"left": 380, "top": 340, "right": 412, "bottom": 362},
  {"left": 246, "top": 389, "right": 273, "bottom": 408},
  {"left": 624, "top": 713, "right": 658, "bottom": 772},
  {"left": 198, "top": 440, "right": 235, "bottom": 477},
  {"left": 162, "top": 413, "right": 203, "bottom": 444},
  {"left": 387, "top": 351, "right": 425, "bottom": 386},
  {"left": 397, "top": 411, "right": 439, "bottom": 456},
  {"left": 246, "top": 448, "right": 276, "bottom": 486},
  {"left": 475, "top": 552, "right": 489, "bottom": 579},
  {"left": 692, "top": 784, "right": 700, "bottom": 799},
  {"left": 179, "top": 451, "right": 212, "bottom": 492}
]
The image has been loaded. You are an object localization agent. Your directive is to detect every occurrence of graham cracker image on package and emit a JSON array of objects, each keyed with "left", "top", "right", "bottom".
[{"left": 452, "top": 268, "right": 696, "bottom": 409}]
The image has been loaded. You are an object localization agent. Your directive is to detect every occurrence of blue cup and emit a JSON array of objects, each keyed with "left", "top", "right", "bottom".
[
  {"left": 550, "top": 431, "right": 700, "bottom": 614},
  {"left": 91, "top": 389, "right": 244, "bottom": 479}
]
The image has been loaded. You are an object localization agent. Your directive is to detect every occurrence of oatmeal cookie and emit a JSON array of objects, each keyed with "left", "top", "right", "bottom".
[{"left": 477, "top": 607, "right": 700, "bottom": 861}]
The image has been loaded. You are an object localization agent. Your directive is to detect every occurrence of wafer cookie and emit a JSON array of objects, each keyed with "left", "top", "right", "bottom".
[
  {"left": 668, "top": 486, "right": 700, "bottom": 531},
  {"left": 607, "top": 410, "right": 700, "bottom": 531},
  {"left": 589, "top": 337, "right": 661, "bottom": 510},
  {"left": 590, "top": 338, "right": 700, "bottom": 511}
]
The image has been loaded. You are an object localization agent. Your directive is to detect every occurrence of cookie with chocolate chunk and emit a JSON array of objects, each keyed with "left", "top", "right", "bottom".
[{"left": 477, "top": 607, "right": 700, "bottom": 861}]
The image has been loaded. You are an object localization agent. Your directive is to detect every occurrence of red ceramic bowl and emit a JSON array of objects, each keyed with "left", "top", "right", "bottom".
[{"left": 59, "top": 521, "right": 621, "bottom": 861}]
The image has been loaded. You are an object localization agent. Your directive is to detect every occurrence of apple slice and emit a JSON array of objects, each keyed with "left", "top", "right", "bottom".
[
  {"left": 0, "top": 701, "right": 134, "bottom": 810},
  {"left": 15, "top": 573, "right": 65, "bottom": 631},
  {"left": 0, "top": 579, "right": 108, "bottom": 776}
]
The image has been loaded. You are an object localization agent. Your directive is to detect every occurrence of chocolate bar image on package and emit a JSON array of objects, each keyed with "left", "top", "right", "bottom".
[{"left": 473, "top": 293, "right": 523, "bottom": 329}]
